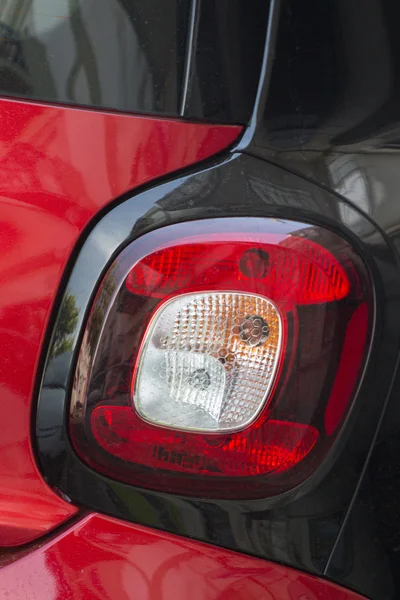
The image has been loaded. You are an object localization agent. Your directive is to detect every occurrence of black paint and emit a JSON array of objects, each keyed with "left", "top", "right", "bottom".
[{"left": 244, "top": 0, "right": 400, "bottom": 596}]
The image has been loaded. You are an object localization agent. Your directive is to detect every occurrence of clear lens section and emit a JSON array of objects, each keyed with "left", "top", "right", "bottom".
[{"left": 134, "top": 292, "right": 282, "bottom": 432}]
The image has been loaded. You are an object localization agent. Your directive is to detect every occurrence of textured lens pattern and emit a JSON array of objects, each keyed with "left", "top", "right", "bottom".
[{"left": 134, "top": 292, "right": 281, "bottom": 431}]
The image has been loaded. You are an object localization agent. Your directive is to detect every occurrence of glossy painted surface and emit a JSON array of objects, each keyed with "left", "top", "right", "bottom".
[
  {"left": 0, "top": 96, "right": 241, "bottom": 547},
  {"left": 4, "top": 1, "right": 398, "bottom": 597},
  {"left": 36, "top": 152, "right": 400, "bottom": 584},
  {"left": 254, "top": 0, "right": 400, "bottom": 154},
  {"left": 0, "top": 513, "right": 366, "bottom": 599},
  {"left": 241, "top": 0, "right": 400, "bottom": 597}
]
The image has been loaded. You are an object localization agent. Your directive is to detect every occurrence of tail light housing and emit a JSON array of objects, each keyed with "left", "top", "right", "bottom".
[{"left": 70, "top": 219, "right": 372, "bottom": 499}]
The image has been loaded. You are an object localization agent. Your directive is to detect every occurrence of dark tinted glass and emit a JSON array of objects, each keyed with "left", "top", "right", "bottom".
[{"left": 0, "top": 0, "right": 189, "bottom": 115}]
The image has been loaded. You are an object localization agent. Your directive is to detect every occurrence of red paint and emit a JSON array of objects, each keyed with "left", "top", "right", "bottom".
[
  {"left": 0, "top": 513, "right": 366, "bottom": 599},
  {"left": 0, "top": 97, "right": 241, "bottom": 546}
]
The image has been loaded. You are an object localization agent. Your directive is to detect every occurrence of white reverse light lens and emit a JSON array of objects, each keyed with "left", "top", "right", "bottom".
[{"left": 134, "top": 292, "right": 282, "bottom": 432}]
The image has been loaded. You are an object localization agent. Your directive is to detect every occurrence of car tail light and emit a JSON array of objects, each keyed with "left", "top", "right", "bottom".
[{"left": 70, "top": 219, "right": 372, "bottom": 499}]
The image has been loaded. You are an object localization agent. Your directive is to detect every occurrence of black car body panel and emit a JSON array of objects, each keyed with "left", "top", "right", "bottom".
[{"left": 243, "top": 1, "right": 400, "bottom": 597}]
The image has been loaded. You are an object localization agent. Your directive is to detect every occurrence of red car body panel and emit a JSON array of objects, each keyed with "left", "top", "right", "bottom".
[
  {"left": 0, "top": 513, "right": 366, "bottom": 600},
  {"left": 0, "top": 97, "right": 241, "bottom": 547}
]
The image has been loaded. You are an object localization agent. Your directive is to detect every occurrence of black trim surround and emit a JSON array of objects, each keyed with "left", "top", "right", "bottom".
[{"left": 36, "top": 151, "right": 400, "bottom": 581}]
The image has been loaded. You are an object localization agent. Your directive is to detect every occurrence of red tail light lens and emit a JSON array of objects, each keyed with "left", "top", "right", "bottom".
[
  {"left": 126, "top": 237, "right": 350, "bottom": 305},
  {"left": 70, "top": 219, "right": 372, "bottom": 499},
  {"left": 91, "top": 408, "right": 319, "bottom": 476}
]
